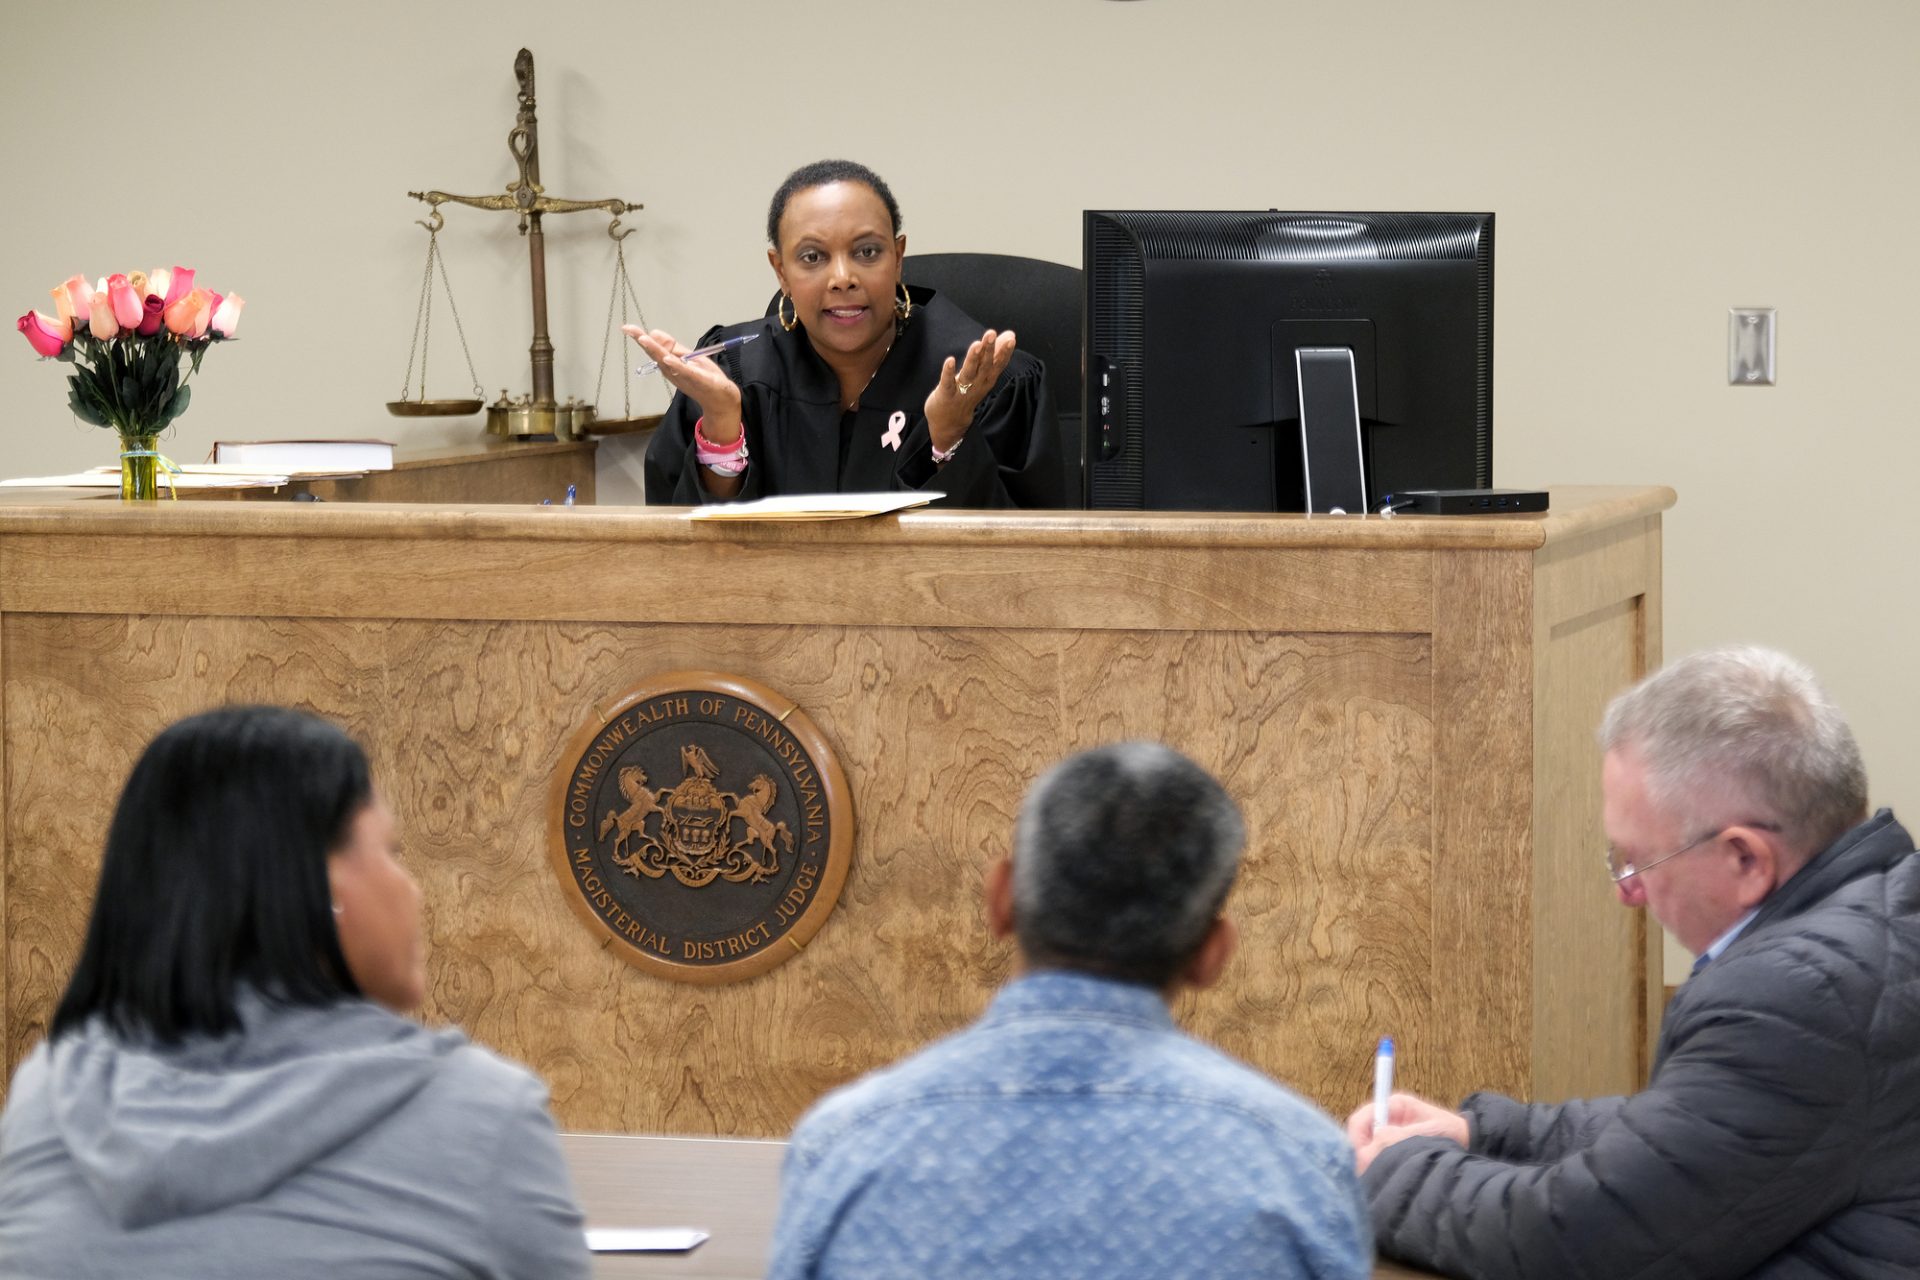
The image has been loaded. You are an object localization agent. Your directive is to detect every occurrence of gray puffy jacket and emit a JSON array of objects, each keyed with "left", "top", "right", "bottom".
[{"left": 1365, "top": 810, "right": 1920, "bottom": 1279}]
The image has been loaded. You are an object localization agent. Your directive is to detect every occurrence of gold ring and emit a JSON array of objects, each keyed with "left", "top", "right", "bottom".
[{"left": 955, "top": 379, "right": 974, "bottom": 395}]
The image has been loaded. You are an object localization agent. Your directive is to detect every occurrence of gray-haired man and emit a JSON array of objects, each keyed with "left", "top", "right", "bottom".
[
  {"left": 768, "top": 742, "right": 1370, "bottom": 1280},
  {"left": 1350, "top": 645, "right": 1920, "bottom": 1278}
]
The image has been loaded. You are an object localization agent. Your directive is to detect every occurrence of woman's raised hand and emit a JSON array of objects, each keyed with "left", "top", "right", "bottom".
[
  {"left": 924, "top": 328, "right": 1017, "bottom": 455},
  {"left": 624, "top": 325, "right": 744, "bottom": 442}
]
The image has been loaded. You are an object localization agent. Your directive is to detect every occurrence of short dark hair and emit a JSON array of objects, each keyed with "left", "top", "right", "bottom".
[
  {"left": 51, "top": 706, "right": 371, "bottom": 1045},
  {"left": 1011, "top": 743, "right": 1244, "bottom": 987},
  {"left": 766, "top": 158, "right": 902, "bottom": 246}
]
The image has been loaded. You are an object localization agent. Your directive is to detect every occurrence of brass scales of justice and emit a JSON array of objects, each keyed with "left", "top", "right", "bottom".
[{"left": 391, "top": 49, "right": 657, "bottom": 438}]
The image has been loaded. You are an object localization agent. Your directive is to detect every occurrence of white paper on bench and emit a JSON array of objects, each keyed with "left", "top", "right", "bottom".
[{"left": 584, "top": 1228, "right": 710, "bottom": 1253}]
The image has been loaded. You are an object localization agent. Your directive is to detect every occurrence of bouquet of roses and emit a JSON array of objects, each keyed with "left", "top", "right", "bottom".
[{"left": 17, "top": 267, "right": 244, "bottom": 437}]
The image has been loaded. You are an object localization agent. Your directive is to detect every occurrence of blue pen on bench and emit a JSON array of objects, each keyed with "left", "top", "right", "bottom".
[{"left": 635, "top": 333, "right": 759, "bottom": 377}]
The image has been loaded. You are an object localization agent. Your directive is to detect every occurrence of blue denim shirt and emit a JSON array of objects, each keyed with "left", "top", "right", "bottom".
[{"left": 767, "top": 971, "right": 1371, "bottom": 1280}]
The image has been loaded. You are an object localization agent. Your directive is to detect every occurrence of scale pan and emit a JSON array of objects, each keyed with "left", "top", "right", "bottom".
[{"left": 387, "top": 399, "right": 485, "bottom": 417}]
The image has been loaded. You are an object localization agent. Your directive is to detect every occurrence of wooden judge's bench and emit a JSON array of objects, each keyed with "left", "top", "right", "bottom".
[{"left": 0, "top": 485, "right": 1671, "bottom": 1140}]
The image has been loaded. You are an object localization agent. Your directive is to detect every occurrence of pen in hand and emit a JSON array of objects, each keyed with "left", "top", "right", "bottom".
[
  {"left": 632, "top": 332, "right": 759, "bottom": 377},
  {"left": 1373, "top": 1037, "right": 1394, "bottom": 1130}
]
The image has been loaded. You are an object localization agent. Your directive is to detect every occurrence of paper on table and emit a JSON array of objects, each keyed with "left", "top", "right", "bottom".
[
  {"left": 181, "top": 460, "right": 374, "bottom": 479},
  {"left": 686, "top": 491, "right": 943, "bottom": 521},
  {"left": 584, "top": 1228, "right": 709, "bottom": 1253},
  {"left": 213, "top": 439, "right": 395, "bottom": 471},
  {"left": 0, "top": 467, "right": 292, "bottom": 489}
]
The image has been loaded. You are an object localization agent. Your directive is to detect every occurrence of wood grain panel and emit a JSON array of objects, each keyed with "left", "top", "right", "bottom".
[
  {"left": 177, "top": 440, "right": 599, "bottom": 505},
  {"left": 296, "top": 441, "right": 596, "bottom": 505},
  {"left": 1639, "top": 522, "right": 1666, "bottom": 1076},
  {"left": 1529, "top": 597, "right": 1643, "bottom": 1101},
  {"left": 0, "top": 613, "right": 7, "bottom": 1060},
  {"left": 1534, "top": 515, "right": 1659, "bottom": 631},
  {"left": 0, "top": 535, "right": 1431, "bottom": 635},
  {"left": 1428, "top": 549, "right": 1536, "bottom": 1103},
  {"left": 0, "top": 487, "right": 1672, "bottom": 1138},
  {"left": 4, "top": 614, "right": 1429, "bottom": 1133},
  {"left": 1531, "top": 516, "right": 1666, "bottom": 1097},
  {"left": 1137, "top": 635, "right": 1435, "bottom": 1108},
  {"left": 1044, "top": 630, "right": 1434, "bottom": 1105},
  {"left": 0, "top": 485, "right": 1675, "bottom": 549}
]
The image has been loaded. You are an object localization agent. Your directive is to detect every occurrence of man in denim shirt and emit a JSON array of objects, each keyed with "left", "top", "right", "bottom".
[{"left": 767, "top": 742, "right": 1371, "bottom": 1280}]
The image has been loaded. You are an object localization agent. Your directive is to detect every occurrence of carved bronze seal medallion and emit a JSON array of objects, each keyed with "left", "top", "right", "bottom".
[{"left": 549, "top": 673, "right": 853, "bottom": 984}]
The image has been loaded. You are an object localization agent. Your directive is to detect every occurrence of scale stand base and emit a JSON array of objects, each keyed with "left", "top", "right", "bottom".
[{"left": 487, "top": 395, "right": 598, "bottom": 441}]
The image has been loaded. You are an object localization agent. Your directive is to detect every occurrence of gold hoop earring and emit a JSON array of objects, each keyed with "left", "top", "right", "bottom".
[
  {"left": 778, "top": 293, "right": 798, "bottom": 332},
  {"left": 895, "top": 281, "right": 912, "bottom": 322}
]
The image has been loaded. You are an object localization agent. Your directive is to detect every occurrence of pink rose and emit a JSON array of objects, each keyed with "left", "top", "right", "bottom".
[
  {"left": 210, "top": 293, "right": 245, "bottom": 337},
  {"left": 146, "top": 268, "right": 171, "bottom": 301},
  {"left": 107, "top": 274, "right": 144, "bottom": 330},
  {"left": 136, "top": 294, "right": 166, "bottom": 336},
  {"left": 162, "top": 293, "right": 195, "bottom": 336},
  {"left": 88, "top": 291, "right": 120, "bottom": 340},
  {"left": 61, "top": 275, "right": 94, "bottom": 323},
  {"left": 163, "top": 288, "right": 212, "bottom": 338},
  {"left": 49, "top": 284, "right": 75, "bottom": 325},
  {"left": 18, "top": 311, "right": 72, "bottom": 357},
  {"left": 161, "top": 266, "right": 195, "bottom": 307},
  {"left": 188, "top": 290, "right": 213, "bottom": 337}
]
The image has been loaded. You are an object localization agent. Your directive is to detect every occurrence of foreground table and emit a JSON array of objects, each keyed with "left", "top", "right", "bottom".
[{"left": 560, "top": 1132, "right": 1441, "bottom": 1279}]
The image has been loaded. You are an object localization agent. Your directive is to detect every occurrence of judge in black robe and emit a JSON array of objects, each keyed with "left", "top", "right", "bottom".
[{"left": 642, "top": 286, "right": 1064, "bottom": 509}]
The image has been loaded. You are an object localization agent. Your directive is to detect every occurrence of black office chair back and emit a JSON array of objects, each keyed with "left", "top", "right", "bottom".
[{"left": 901, "top": 253, "right": 1084, "bottom": 506}]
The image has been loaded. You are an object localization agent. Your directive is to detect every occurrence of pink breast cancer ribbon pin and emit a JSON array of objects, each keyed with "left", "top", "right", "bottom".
[{"left": 881, "top": 410, "right": 906, "bottom": 451}]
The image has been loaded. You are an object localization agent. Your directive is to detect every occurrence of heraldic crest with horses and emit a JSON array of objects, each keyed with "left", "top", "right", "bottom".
[{"left": 597, "top": 745, "right": 794, "bottom": 888}]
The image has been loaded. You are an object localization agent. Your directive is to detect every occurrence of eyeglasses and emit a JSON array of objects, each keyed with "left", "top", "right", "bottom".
[{"left": 1604, "top": 820, "right": 1782, "bottom": 884}]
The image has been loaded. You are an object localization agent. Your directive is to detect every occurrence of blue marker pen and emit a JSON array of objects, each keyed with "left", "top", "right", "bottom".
[{"left": 1373, "top": 1037, "right": 1395, "bottom": 1130}]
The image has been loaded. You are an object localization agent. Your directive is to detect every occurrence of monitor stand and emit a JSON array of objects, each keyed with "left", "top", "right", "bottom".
[{"left": 1295, "top": 347, "right": 1368, "bottom": 514}]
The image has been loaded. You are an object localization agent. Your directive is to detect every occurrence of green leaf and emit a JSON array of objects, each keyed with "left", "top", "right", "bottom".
[
  {"left": 164, "top": 384, "right": 191, "bottom": 423},
  {"left": 74, "top": 376, "right": 111, "bottom": 413},
  {"left": 68, "top": 389, "right": 107, "bottom": 427},
  {"left": 189, "top": 343, "right": 207, "bottom": 376}
]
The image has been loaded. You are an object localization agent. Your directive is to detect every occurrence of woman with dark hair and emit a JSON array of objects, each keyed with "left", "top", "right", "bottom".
[
  {"left": 635, "top": 158, "right": 1064, "bottom": 508},
  {"left": 0, "top": 706, "right": 588, "bottom": 1279}
]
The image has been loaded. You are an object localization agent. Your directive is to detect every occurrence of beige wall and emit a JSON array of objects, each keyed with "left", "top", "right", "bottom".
[{"left": 6, "top": 1, "right": 1916, "bottom": 981}]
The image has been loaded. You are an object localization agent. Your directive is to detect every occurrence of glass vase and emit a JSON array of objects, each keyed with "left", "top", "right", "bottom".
[{"left": 118, "top": 431, "right": 161, "bottom": 501}]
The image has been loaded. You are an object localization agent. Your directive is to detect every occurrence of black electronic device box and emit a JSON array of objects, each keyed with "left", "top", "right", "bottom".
[
  {"left": 1382, "top": 488, "right": 1548, "bottom": 514},
  {"left": 1084, "top": 210, "right": 1494, "bottom": 513}
]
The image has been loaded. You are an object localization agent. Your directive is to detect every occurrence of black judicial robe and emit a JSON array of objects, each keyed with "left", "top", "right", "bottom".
[{"left": 643, "top": 287, "right": 1065, "bottom": 508}]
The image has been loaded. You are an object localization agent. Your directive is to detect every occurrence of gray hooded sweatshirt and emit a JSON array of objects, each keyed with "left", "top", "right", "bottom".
[{"left": 0, "top": 994, "right": 588, "bottom": 1279}]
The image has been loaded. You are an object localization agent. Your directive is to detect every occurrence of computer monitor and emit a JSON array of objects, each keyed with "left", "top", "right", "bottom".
[{"left": 1083, "top": 211, "right": 1493, "bottom": 512}]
